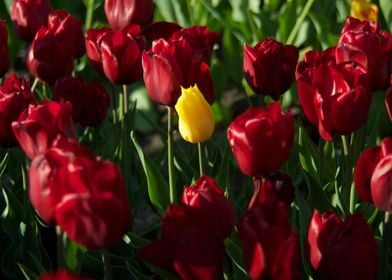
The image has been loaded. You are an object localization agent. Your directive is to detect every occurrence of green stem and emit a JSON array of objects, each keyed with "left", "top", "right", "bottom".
[
  {"left": 381, "top": 212, "right": 392, "bottom": 280},
  {"left": 56, "top": 226, "right": 64, "bottom": 269},
  {"left": 286, "top": 0, "right": 315, "bottom": 45},
  {"left": 84, "top": 0, "right": 95, "bottom": 30},
  {"left": 31, "top": 78, "right": 39, "bottom": 92},
  {"left": 318, "top": 138, "right": 324, "bottom": 186},
  {"left": 18, "top": 150, "right": 27, "bottom": 192},
  {"left": 167, "top": 107, "right": 176, "bottom": 204},
  {"left": 122, "top": 85, "right": 128, "bottom": 115},
  {"left": 198, "top": 142, "right": 204, "bottom": 177},
  {"left": 102, "top": 250, "right": 113, "bottom": 280},
  {"left": 341, "top": 135, "right": 353, "bottom": 214}
]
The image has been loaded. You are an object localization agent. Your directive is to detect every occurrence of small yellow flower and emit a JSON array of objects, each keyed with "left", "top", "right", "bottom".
[
  {"left": 175, "top": 84, "right": 215, "bottom": 143},
  {"left": 351, "top": 0, "right": 378, "bottom": 21}
]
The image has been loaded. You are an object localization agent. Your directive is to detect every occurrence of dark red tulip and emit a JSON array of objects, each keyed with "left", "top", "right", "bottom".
[
  {"left": 10, "top": 0, "right": 52, "bottom": 41},
  {"left": 85, "top": 27, "right": 111, "bottom": 75},
  {"left": 354, "top": 137, "right": 392, "bottom": 211},
  {"left": 12, "top": 100, "right": 76, "bottom": 159},
  {"left": 243, "top": 38, "right": 299, "bottom": 100},
  {"left": 53, "top": 76, "right": 110, "bottom": 127},
  {"left": 386, "top": 82, "right": 392, "bottom": 121},
  {"left": 139, "top": 204, "right": 225, "bottom": 280},
  {"left": 0, "top": 74, "right": 36, "bottom": 147},
  {"left": 142, "top": 38, "right": 215, "bottom": 106},
  {"left": 249, "top": 171, "right": 295, "bottom": 208},
  {"left": 238, "top": 202, "right": 300, "bottom": 280},
  {"left": 39, "top": 268, "right": 93, "bottom": 280},
  {"left": 182, "top": 176, "right": 235, "bottom": 239},
  {"left": 142, "top": 21, "right": 182, "bottom": 42},
  {"left": 47, "top": 10, "right": 85, "bottom": 58},
  {"left": 336, "top": 16, "right": 392, "bottom": 90},
  {"left": 227, "top": 102, "right": 294, "bottom": 176},
  {"left": 27, "top": 27, "right": 74, "bottom": 84},
  {"left": 296, "top": 48, "right": 371, "bottom": 141},
  {"left": 0, "top": 20, "right": 10, "bottom": 77},
  {"left": 307, "top": 210, "right": 378, "bottom": 280},
  {"left": 104, "top": 0, "right": 154, "bottom": 29}
]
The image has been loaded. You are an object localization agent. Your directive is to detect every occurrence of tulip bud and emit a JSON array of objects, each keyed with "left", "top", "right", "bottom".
[
  {"left": 104, "top": 0, "right": 154, "bottom": 30},
  {"left": 0, "top": 74, "right": 36, "bottom": 147},
  {"left": 10, "top": 0, "right": 52, "bottom": 41},
  {"left": 175, "top": 84, "right": 215, "bottom": 144},
  {"left": 243, "top": 38, "right": 299, "bottom": 100},
  {"left": 227, "top": 102, "right": 294, "bottom": 176},
  {"left": 0, "top": 20, "right": 10, "bottom": 77},
  {"left": 351, "top": 0, "right": 378, "bottom": 22}
]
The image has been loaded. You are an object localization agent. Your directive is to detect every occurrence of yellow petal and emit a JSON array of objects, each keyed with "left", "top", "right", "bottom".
[
  {"left": 351, "top": 0, "right": 378, "bottom": 21},
  {"left": 175, "top": 84, "right": 215, "bottom": 143}
]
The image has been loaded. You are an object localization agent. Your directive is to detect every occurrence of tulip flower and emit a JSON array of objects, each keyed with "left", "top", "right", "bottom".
[
  {"left": 0, "top": 74, "right": 36, "bottom": 147},
  {"left": 354, "top": 137, "right": 392, "bottom": 211},
  {"left": 182, "top": 176, "right": 235, "bottom": 239},
  {"left": 296, "top": 49, "right": 371, "bottom": 141},
  {"left": 0, "top": 20, "right": 10, "bottom": 77},
  {"left": 175, "top": 84, "right": 215, "bottom": 144},
  {"left": 243, "top": 38, "right": 299, "bottom": 100},
  {"left": 336, "top": 16, "right": 392, "bottom": 90},
  {"left": 238, "top": 202, "right": 300, "bottom": 280},
  {"left": 386, "top": 83, "right": 392, "bottom": 121},
  {"left": 227, "top": 102, "right": 294, "bottom": 176},
  {"left": 10, "top": 0, "right": 52, "bottom": 41},
  {"left": 39, "top": 268, "right": 93, "bottom": 280},
  {"left": 12, "top": 100, "right": 76, "bottom": 159},
  {"left": 307, "top": 210, "right": 378, "bottom": 280},
  {"left": 351, "top": 0, "right": 378, "bottom": 22},
  {"left": 85, "top": 27, "right": 111, "bottom": 75},
  {"left": 104, "top": 0, "right": 154, "bottom": 30}
]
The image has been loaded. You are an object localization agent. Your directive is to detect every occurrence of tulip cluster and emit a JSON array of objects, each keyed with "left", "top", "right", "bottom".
[{"left": 140, "top": 176, "right": 235, "bottom": 279}]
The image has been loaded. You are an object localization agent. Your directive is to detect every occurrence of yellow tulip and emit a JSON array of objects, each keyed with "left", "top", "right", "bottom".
[
  {"left": 351, "top": 0, "right": 378, "bottom": 21},
  {"left": 175, "top": 84, "right": 215, "bottom": 143}
]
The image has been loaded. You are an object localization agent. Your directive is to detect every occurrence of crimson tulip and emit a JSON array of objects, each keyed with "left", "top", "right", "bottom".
[
  {"left": 0, "top": 20, "right": 10, "bottom": 77},
  {"left": 243, "top": 38, "right": 298, "bottom": 100},
  {"left": 12, "top": 100, "right": 76, "bottom": 159},
  {"left": 296, "top": 49, "right": 371, "bottom": 141},
  {"left": 249, "top": 171, "right": 295, "bottom": 208},
  {"left": 10, "top": 0, "right": 52, "bottom": 41},
  {"left": 139, "top": 204, "right": 225, "bottom": 280},
  {"left": 53, "top": 76, "right": 110, "bottom": 127},
  {"left": 307, "top": 210, "right": 378, "bottom": 280},
  {"left": 227, "top": 102, "right": 294, "bottom": 176},
  {"left": 0, "top": 74, "right": 36, "bottom": 147},
  {"left": 142, "top": 38, "right": 215, "bottom": 106},
  {"left": 354, "top": 137, "right": 392, "bottom": 211},
  {"left": 336, "top": 16, "right": 392, "bottom": 90},
  {"left": 182, "top": 176, "right": 235, "bottom": 239},
  {"left": 238, "top": 202, "right": 300, "bottom": 280},
  {"left": 85, "top": 27, "right": 111, "bottom": 75},
  {"left": 39, "top": 268, "right": 93, "bottom": 280},
  {"left": 104, "top": 0, "right": 154, "bottom": 29}
]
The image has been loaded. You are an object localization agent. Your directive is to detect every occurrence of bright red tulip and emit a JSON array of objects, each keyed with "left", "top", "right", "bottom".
[
  {"left": 12, "top": 100, "right": 76, "bottom": 159},
  {"left": 10, "top": 0, "right": 52, "bottom": 41},
  {"left": 243, "top": 38, "right": 299, "bottom": 100},
  {"left": 238, "top": 202, "right": 300, "bottom": 280},
  {"left": 0, "top": 74, "right": 35, "bottom": 147},
  {"left": 182, "top": 176, "right": 235, "bottom": 239},
  {"left": 0, "top": 20, "right": 10, "bottom": 77},
  {"left": 336, "top": 16, "right": 392, "bottom": 90},
  {"left": 104, "top": 0, "right": 154, "bottom": 29},
  {"left": 227, "top": 102, "right": 294, "bottom": 176},
  {"left": 307, "top": 210, "right": 378, "bottom": 280},
  {"left": 142, "top": 38, "right": 215, "bottom": 106}
]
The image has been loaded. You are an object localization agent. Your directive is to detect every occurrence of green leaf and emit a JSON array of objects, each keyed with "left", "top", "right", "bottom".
[
  {"left": 1, "top": 187, "right": 24, "bottom": 241},
  {"left": 126, "top": 261, "right": 152, "bottom": 280},
  {"left": 0, "top": 152, "right": 9, "bottom": 176},
  {"left": 125, "top": 233, "right": 151, "bottom": 249},
  {"left": 131, "top": 131, "right": 169, "bottom": 214},
  {"left": 380, "top": 0, "right": 392, "bottom": 32},
  {"left": 224, "top": 238, "right": 248, "bottom": 278},
  {"left": 63, "top": 239, "right": 86, "bottom": 271},
  {"left": 142, "top": 261, "right": 180, "bottom": 280},
  {"left": 17, "top": 263, "right": 39, "bottom": 280}
]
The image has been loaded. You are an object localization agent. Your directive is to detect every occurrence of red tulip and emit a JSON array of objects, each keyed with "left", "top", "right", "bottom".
[
  {"left": 227, "top": 102, "right": 294, "bottom": 176},
  {"left": 0, "top": 74, "right": 35, "bottom": 147},
  {"left": 249, "top": 171, "right": 295, "bottom": 208},
  {"left": 243, "top": 38, "right": 299, "bottom": 100},
  {"left": 10, "top": 0, "right": 52, "bottom": 41},
  {"left": 336, "top": 16, "right": 392, "bottom": 90},
  {"left": 142, "top": 38, "right": 215, "bottom": 106},
  {"left": 296, "top": 48, "right": 371, "bottom": 141},
  {"left": 104, "top": 0, "right": 154, "bottom": 29},
  {"left": 355, "top": 137, "right": 392, "bottom": 211},
  {"left": 237, "top": 202, "right": 300, "bottom": 280},
  {"left": 386, "top": 82, "right": 392, "bottom": 121},
  {"left": 307, "top": 210, "right": 378, "bottom": 280},
  {"left": 85, "top": 27, "right": 111, "bottom": 75},
  {"left": 139, "top": 204, "right": 225, "bottom": 280},
  {"left": 39, "top": 268, "right": 92, "bottom": 280},
  {"left": 12, "top": 100, "right": 76, "bottom": 159},
  {"left": 182, "top": 176, "right": 235, "bottom": 239},
  {"left": 0, "top": 20, "right": 10, "bottom": 77},
  {"left": 53, "top": 76, "right": 110, "bottom": 127},
  {"left": 142, "top": 21, "right": 182, "bottom": 42}
]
